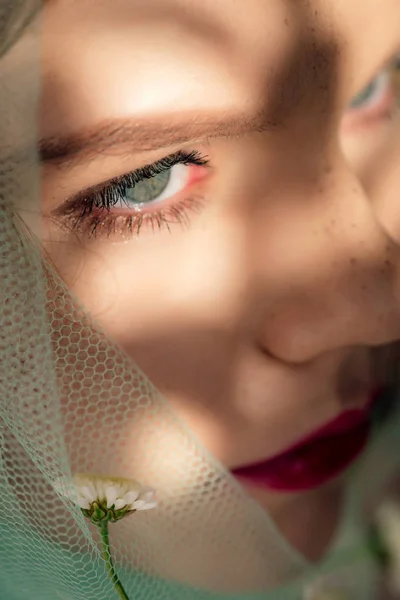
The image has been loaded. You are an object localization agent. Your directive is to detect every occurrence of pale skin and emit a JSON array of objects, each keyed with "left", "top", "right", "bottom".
[{"left": 40, "top": 0, "right": 400, "bottom": 562}]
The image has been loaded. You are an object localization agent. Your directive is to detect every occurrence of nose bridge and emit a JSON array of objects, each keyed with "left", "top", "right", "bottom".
[{"left": 253, "top": 147, "right": 400, "bottom": 363}]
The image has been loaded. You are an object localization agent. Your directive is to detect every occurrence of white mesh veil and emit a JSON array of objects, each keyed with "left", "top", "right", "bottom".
[{"left": 1, "top": 3, "right": 400, "bottom": 600}]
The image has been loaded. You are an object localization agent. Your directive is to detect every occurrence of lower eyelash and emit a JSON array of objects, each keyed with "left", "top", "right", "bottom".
[{"left": 59, "top": 196, "right": 204, "bottom": 240}]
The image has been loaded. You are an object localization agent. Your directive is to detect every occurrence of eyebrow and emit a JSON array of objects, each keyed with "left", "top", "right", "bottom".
[{"left": 39, "top": 110, "right": 284, "bottom": 169}]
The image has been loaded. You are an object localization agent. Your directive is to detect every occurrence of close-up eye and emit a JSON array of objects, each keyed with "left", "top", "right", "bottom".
[
  {"left": 348, "top": 70, "right": 392, "bottom": 111},
  {"left": 344, "top": 63, "right": 398, "bottom": 126},
  {"left": 54, "top": 149, "right": 210, "bottom": 239}
]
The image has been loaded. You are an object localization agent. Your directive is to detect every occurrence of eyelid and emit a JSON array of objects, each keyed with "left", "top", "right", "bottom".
[
  {"left": 342, "top": 65, "right": 396, "bottom": 131},
  {"left": 49, "top": 145, "right": 211, "bottom": 241},
  {"left": 345, "top": 55, "right": 395, "bottom": 105},
  {"left": 54, "top": 149, "right": 209, "bottom": 216},
  {"left": 348, "top": 70, "right": 390, "bottom": 111}
]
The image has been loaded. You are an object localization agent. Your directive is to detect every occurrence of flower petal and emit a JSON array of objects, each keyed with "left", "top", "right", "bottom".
[
  {"left": 53, "top": 478, "right": 68, "bottom": 494},
  {"left": 123, "top": 490, "right": 140, "bottom": 506},
  {"left": 53, "top": 478, "right": 79, "bottom": 502},
  {"left": 95, "top": 480, "right": 107, "bottom": 501},
  {"left": 137, "top": 487, "right": 156, "bottom": 502},
  {"left": 79, "top": 485, "right": 96, "bottom": 502},
  {"left": 105, "top": 486, "right": 118, "bottom": 508},
  {"left": 114, "top": 498, "right": 126, "bottom": 510},
  {"left": 132, "top": 499, "right": 158, "bottom": 511},
  {"left": 77, "top": 496, "right": 91, "bottom": 510}
]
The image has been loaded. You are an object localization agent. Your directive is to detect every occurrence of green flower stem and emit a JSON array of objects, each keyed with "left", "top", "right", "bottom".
[{"left": 99, "top": 521, "right": 130, "bottom": 600}]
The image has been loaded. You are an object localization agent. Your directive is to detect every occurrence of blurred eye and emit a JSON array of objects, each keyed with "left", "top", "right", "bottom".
[{"left": 348, "top": 69, "right": 391, "bottom": 112}]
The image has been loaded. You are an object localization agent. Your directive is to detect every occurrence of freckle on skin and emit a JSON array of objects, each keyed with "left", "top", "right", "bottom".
[{"left": 384, "top": 260, "right": 392, "bottom": 270}]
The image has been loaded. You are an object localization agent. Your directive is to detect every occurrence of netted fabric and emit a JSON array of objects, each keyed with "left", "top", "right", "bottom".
[
  {"left": 0, "top": 3, "right": 399, "bottom": 600},
  {"left": 0, "top": 0, "right": 40, "bottom": 56}
]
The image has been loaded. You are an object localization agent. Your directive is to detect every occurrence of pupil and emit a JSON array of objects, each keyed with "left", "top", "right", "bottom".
[{"left": 125, "top": 169, "right": 171, "bottom": 205}]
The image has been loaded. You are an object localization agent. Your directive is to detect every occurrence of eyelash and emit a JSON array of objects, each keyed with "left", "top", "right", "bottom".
[{"left": 57, "top": 150, "right": 209, "bottom": 239}]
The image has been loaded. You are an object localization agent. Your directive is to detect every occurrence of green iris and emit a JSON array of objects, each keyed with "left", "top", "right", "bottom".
[
  {"left": 349, "top": 78, "right": 379, "bottom": 109},
  {"left": 125, "top": 170, "right": 171, "bottom": 205}
]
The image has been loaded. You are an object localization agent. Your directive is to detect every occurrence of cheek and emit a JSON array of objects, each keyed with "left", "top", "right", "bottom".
[
  {"left": 340, "top": 109, "right": 400, "bottom": 245},
  {"left": 366, "top": 120, "right": 400, "bottom": 244},
  {"left": 340, "top": 118, "right": 396, "bottom": 185},
  {"left": 43, "top": 214, "right": 249, "bottom": 345}
]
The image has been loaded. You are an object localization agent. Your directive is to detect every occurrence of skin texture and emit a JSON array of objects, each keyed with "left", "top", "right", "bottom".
[{"left": 39, "top": 0, "right": 400, "bottom": 561}]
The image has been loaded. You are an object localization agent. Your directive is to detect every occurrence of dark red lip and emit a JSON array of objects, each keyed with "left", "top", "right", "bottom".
[{"left": 232, "top": 392, "right": 380, "bottom": 493}]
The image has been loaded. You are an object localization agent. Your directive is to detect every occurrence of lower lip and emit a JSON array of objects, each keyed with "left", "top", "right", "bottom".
[{"left": 232, "top": 406, "right": 374, "bottom": 493}]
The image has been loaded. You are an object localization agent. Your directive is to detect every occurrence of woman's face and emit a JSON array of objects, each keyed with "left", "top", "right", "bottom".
[{"left": 40, "top": 0, "right": 400, "bottom": 558}]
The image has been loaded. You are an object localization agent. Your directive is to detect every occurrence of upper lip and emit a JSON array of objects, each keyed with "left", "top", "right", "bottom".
[
  {"left": 284, "top": 407, "right": 370, "bottom": 453},
  {"left": 232, "top": 391, "right": 379, "bottom": 473}
]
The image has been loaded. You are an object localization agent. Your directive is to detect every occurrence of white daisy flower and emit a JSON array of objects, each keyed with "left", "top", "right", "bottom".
[{"left": 54, "top": 473, "right": 157, "bottom": 524}]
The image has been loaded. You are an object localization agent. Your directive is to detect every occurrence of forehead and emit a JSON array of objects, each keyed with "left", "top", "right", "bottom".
[
  {"left": 42, "top": 0, "right": 400, "bottom": 138},
  {"left": 43, "top": 0, "right": 400, "bottom": 50}
]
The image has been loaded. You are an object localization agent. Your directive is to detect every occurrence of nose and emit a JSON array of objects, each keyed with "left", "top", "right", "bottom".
[{"left": 253, "top": 148, "right": 400, "bottom": 364}]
